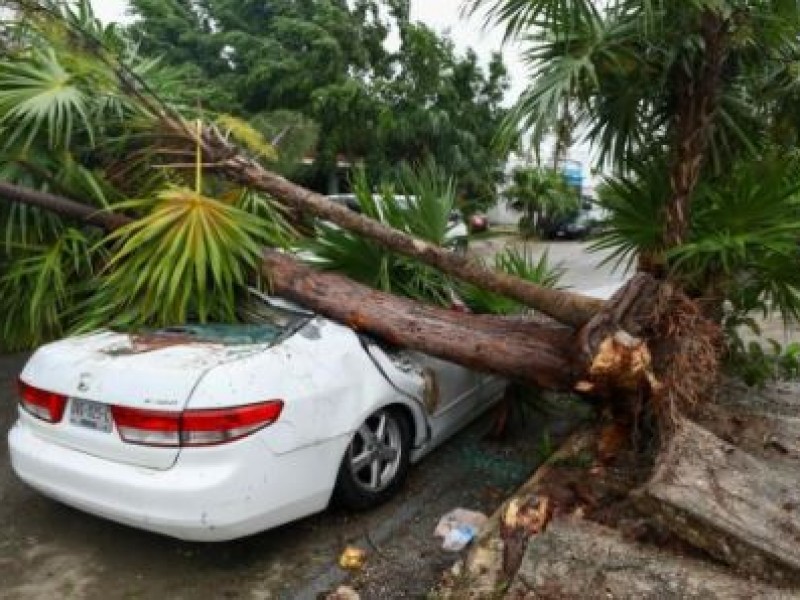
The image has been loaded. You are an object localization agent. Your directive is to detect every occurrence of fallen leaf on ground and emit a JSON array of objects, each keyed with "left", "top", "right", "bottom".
[{"left": 338, "top": 546, "right": 367, "bottom": 570}]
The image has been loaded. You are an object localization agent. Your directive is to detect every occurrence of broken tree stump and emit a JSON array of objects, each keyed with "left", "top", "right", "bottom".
[
  {"left": 506, "top": 519, "right": 798, "bottom": 599},
  {"left": 633, "top": 419, "right": 800, "bottom": 585}
]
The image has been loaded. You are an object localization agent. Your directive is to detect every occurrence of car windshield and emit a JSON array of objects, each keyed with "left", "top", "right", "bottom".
[{"left": 135, "top": 293, "right": 311, "bottom": 347}]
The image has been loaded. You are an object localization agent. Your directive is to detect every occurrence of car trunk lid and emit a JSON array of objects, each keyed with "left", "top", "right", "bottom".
[{"left": 19, "top": 326, "right": 282, "bottom": 470}]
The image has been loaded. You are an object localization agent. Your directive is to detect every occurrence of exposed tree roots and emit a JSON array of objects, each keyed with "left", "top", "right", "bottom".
[
  {"left": 576, "top": 274, "right": 723, "bottom": 442},
  {"left": 648, "top": 285, "right": 724, "bottom": 430}
]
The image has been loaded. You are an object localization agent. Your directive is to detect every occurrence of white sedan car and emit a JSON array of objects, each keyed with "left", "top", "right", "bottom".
[{"left": 8, "top": 291, "right": 506, "bottom": 541}]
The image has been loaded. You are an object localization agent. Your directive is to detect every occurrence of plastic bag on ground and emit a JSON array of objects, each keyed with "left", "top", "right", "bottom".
[{"left": 434, "top": 508, "right": 488, "bottom": 551}]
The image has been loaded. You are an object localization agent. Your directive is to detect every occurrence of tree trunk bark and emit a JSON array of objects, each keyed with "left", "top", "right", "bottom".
[
  {"left": 261, "top": 250, "right": 579, "bottom": 389},
  {"left": 0, "top": 181, "right": 131, "bottom": 231},
  {"left": 663, "top": 11, "right": 728, "bottom": 249}
]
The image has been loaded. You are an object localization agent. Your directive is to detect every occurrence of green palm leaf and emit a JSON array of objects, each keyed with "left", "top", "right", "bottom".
[
  {"left": 0, "top": 48, "right": 93, "bottom": 150},
  {"left": 79, "top": 187, "right": 278, "bottom": 329},
  {"left": 0, "top": 227, "right": 98, "bottom": 351},
  {"left": 302, "top": 164, "right": 457, "bottom": 306}
]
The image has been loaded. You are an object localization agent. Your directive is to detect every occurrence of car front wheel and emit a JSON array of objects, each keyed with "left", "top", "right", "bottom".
[{"left": 333, "top": 408, "right": 410, "bottom": 510}]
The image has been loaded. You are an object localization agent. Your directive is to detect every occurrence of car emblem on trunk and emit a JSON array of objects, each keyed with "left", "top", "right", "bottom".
[{"left": 77, "top": 373, "right": 91, "bottom": 392}]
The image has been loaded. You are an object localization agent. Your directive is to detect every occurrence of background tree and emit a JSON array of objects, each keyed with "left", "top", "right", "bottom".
[
  {"left": 127, "top": 0, "right": 511, "bottom": 205},
  {"left": 467, "top": 0, "right": 800, "bottom": 323},
  {"left": 505, "top": 166, "right": 578, "bottom": 237}
]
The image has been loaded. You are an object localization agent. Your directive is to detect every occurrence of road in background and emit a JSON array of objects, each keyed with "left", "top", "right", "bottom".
[{"left": 471, "top": 237, "right": 630, "bottom": 295}]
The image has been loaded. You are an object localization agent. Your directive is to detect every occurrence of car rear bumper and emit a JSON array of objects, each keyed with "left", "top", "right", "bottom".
[{"left": 8, "top": 420, "right": 347, "bottom": 541}]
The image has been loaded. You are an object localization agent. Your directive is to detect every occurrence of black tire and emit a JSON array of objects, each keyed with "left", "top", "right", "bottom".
[{"left": 332, "top": 407, "right": 411, "bottom": 510}]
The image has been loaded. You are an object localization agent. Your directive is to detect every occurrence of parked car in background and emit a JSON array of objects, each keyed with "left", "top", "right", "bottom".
[
  {"left": 8, "top": 290, "right": 507, "bottom": 541},
  {"left": 545, "top": 211, "right": 594, "bottom": 240},
  {"left": 468, "top": 213, "right": 490, "bottom": 233}
]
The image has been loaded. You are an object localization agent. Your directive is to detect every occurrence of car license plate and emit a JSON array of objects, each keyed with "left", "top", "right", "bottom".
[{"left": 69, "top": 398, "right": 113, "bottom": 433}]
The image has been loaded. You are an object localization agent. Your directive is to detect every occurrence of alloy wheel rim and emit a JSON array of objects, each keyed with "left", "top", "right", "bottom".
[{"left": 348, "top": 410, "right": 402, "bottom": 493}]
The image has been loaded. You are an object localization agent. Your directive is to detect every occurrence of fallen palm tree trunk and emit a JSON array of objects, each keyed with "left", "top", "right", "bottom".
[
  {"left": 158, "top": 118, "right": 605, "bottom": 329},
  {"left": 507, "top": 519, "right": 795, "bottom": 599},
  {"left": 0, "top": 180, "right": 718, "bottom": 408},
  {"left": 261, "top": 250, "right": 577, "bottom": 388},
  {"left": 633, "top": 419, "right": 800, "bottom": 585},
  {"left": 0, "top": 181, "right": 131, "bottom": 231},
  {"left": 0, "top": 180, "right": 585, "bottom": 388}
]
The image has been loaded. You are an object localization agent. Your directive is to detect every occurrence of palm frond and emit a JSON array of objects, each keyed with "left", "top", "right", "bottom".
[
  {"left": 0, "top": 48, "right": 93, "bottom": 150},
  {"left": 78, "top": 187, "right": 277, "bottom": 329},
  {"left": 301, "top": 165, "right": 457, "bottom": 306},
  {"left": 589, "top": 158, "right": 669, "bottom": 272},
  {"left": 458, "top": 246, "right": 564, "bottom": 314},
  {"left": 0, "top": 227, "right": 98, "bottom": 350},
  {"left": 216, "top": 114, "right": 278, "bottom": 161}
]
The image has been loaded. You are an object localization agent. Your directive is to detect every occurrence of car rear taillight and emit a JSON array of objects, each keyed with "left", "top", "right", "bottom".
[
  {"left": 111, "top": 401, "right": 283, "bottom": 447},
  {"left": 110, "top": 406, "right": 182, "bottom": 447},
  {"left": 180, "top": 402, "right": 283, "bottom": 446},
  {"left": 18, "top": 379, "right": 68, "bottom": 423}
]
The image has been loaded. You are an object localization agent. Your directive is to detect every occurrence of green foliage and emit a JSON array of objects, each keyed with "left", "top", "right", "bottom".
[
  {"left": 725, "top": 335, "right": 800, "bottom": 388},
  {"left": 593, "top": 155, "right": 800, "bottom": 321},
  {"left": 216, "top": 114, "right": 277, "bottom": 161},
  {"left": 590, "top": 159, "right": 670, "bottom": 272},
  {"left": 251, "top": 110, "right": 320, "bottom": 177},
  {"left": 80, "top": 188, "right": 281, "bottom": 329},
  {"left": 505, "top": 166, "right": 579, "bottom": 237},
  {"left": 0, "top": 48, "right": 94, "bottom": 150},
  {"left": 0, "top": 3, "right": 297, "bottom": 349},
  {"left": 472, "top": 0, "right": 800, "bottom": 363},
  {"left": 671, "top": 159, "right": 800, "bottom": 319},
  {"left": 126, "top": 0, "right": 511, "bottom": 201},
  {"left": 459, "top": 246, "right": 564, "bottom": 315},
  {"left": 468, "top": 0, "right": 800, "bottom": 166},
  {"left": 0, "top": 227, "right": 99, "bottom": 350},
  {"left": 302, "top": 163, "right": 456, "bottom": 305}
]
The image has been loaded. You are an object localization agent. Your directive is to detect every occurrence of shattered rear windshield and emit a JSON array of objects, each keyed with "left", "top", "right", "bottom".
[
  {"left": 134, "top": 293, "right": 311, "bottom": 347},
  {"left": 154, "top": 323, "right": 284, "bottom": 345}
]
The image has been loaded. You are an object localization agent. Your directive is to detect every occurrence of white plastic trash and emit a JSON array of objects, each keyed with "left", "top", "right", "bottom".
[{"left": 434, "top": 508, "right": 488, "bottom": 551}]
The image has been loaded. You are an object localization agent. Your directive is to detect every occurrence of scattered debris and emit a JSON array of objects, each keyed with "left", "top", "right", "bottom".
[
  {"left": 434, "top": 508, "right": 488, "bottom": 551},
  {"left": 338, "top": 546, "right": 367, "bottom": 571},
  {"left": 500, "top": 495, "right": 552, "bottom": 577}
]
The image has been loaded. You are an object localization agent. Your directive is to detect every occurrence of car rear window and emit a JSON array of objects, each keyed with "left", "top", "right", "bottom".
[{"left": 153, "top": 323, "right": 285, "bottom": 345}]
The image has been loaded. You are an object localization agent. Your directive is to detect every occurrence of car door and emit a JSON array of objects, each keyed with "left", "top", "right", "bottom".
[{"left": 408, "top": 352, "right": 483, "bottom": 441}]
